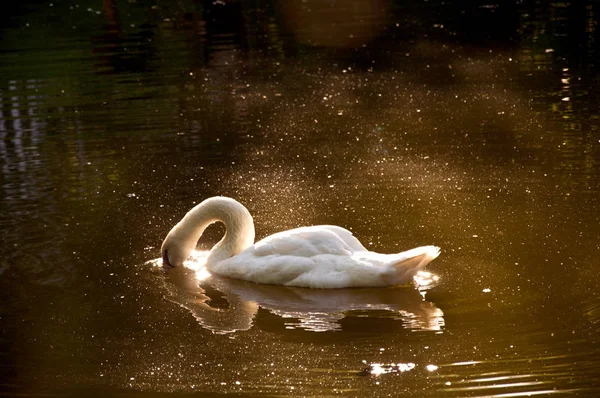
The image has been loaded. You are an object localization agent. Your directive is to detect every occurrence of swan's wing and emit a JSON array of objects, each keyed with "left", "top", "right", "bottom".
[
  {"left": 210, "top": 227, "right": 366, "bottom": 286},
  {"left": 210, "top": 226, "right": 437, "bottom": 288},
  {"left": 252, "top": 226, "right": 361, "bottom": 257},
  {"left": 317, "top": 225, "right": 367, "bottom": 251}
]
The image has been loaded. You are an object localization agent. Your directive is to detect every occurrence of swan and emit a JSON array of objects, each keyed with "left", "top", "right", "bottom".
[{"left": 160, "top": 196, "right": 440, "bottom": 288}]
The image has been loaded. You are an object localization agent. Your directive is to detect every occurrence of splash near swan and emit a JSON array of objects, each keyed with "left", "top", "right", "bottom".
[{"left": 161, "top": 196, "right": 440, "bottom": 288}]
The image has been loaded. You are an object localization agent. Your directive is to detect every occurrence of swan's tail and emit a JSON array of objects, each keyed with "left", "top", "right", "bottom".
[{"left": 384, "top": 246, "right": 440, "bottom": 286}]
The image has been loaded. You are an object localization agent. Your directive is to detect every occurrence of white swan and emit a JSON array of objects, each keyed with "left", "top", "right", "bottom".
[{"left": 160, "top": 196, "right": 440, "bottom": 288}]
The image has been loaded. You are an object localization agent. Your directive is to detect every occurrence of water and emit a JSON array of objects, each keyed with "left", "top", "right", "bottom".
[{"left": 1, "top": 0, "right": 599, "bottom": 396}]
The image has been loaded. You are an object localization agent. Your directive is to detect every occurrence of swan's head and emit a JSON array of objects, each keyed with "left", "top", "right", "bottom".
[
  {"left": 161, "top": 227, "right": 196, "bottom": 268},
  {"left": 161, "top": 248, "right": 177, "bottom": 268}
]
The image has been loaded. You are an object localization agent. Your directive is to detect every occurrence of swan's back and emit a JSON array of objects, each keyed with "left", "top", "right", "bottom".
[
  {"left": 208, "top": 225, "right": 439, "bottom": 288},
  {"left": 252, "top": 225, "right": 364, "bottom": 257}
]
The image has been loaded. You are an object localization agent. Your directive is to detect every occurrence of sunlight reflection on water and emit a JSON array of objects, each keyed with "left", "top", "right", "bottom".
[
  {"left": 430, "top": 359, "right": 583, "bottom": 397},
  {"left": 362, "top": 361, "right": 416, "bottom": 376}
]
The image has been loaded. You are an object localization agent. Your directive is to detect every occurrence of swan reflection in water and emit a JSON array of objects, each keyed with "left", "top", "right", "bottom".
[{"left": 152, "top": 251, "right": 444, "bottom": 334}]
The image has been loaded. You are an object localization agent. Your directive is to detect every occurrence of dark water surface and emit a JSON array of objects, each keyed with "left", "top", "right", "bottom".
[{"left": 1, "top": 0, "right": 599, "bottom": 396}]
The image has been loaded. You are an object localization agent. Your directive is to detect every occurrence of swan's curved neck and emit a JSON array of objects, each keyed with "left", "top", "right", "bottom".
[{"left": 161, "top": 197, "right": 255, "bottom": 267}]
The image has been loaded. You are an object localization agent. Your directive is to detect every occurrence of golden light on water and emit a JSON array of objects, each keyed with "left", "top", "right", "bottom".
[
  {"left": 449, "top": 361, "right": 481, "bottom": 366},
  {"left": 187, "top": 250, "right": 212, "bottom": 281},
  {"left": 146, "top": 250, "right": 213, "bottom": 281},
  {"left": 413, "top": 271, "right": 440, "bottom": 289},
  {"left": 193, "top": 266, "right": 212, "bottom": 282},
  {"left": 3, "top": 0, "right": 599, "bottom": 394},
  {"left": 366, "top": 362, "right": 416, "bottom": 376}
]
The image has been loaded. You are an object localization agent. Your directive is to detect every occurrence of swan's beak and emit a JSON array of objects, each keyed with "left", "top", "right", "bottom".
[{"left": 162, "top": 250, "right": 175, "bottom": 268}]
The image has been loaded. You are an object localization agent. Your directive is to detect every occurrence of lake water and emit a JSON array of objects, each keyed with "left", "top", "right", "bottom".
[{"left": 1, "top": 0, "right": 599, "bottom": 396}]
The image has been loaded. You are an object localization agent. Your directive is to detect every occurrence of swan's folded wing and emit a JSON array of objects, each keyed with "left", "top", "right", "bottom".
[
  {"left": 317, "top": 225, "right": 367, "bottom": 252},
  {"left": 252, "top": 226, "right": 355, "bottom": 257},
  {"left": 212, "top": 227, "right": 367, "bottom": 286}
]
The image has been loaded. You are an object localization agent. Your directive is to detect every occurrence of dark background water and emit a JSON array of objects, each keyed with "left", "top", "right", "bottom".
[{"left": 1, "top": 0, "right": 599, "bottom": 396}]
